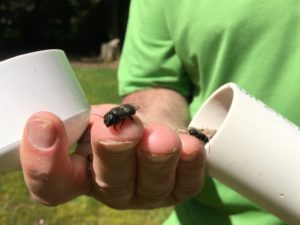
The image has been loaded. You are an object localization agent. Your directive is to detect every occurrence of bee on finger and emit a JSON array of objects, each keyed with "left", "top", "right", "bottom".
[{"left": 99, "top": 104, "right": 139, "bottom": 129}]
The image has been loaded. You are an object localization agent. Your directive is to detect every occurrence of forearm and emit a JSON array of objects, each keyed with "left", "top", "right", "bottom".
[{"left": 122, "top": 88, "right": 190, "bottom": 129}]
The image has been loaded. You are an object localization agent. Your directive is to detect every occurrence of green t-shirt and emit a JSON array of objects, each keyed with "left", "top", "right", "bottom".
[{"left": 118, "top": 0, "right": 300, "bottom": 224}]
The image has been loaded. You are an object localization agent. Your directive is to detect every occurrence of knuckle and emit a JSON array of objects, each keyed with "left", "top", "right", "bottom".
[
  {"left": 25, "top": 171, "right": 69, "bottom": 206},
  {"left": 173, "top": 187, "right": 201, "bottom": 201},
  {"left": 95, "top": 176, "right": 135, "bottom": 201},
  {"left": 135, "top": 189, "right": 176, "bottom": 208},
  {"left": 26, "top": 169, "right": 51, "bottom": 186},
  {"left": 137, "top": 187, "right": 172, "bottom": 201},
  {"left": 30, "top": 193, "right": 59, "bottom": 207},
  {"left": 94, "top": 190, "right": 134, "bottom": 210}
]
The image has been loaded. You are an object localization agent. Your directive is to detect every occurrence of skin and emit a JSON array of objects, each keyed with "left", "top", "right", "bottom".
[{"left": 20, "top": 88, "right": 206, "bottom": 209}]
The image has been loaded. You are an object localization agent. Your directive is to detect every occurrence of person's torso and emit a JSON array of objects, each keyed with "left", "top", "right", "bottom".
[{"left": 162, "top": 1, "right": 299, "bottom": 224}]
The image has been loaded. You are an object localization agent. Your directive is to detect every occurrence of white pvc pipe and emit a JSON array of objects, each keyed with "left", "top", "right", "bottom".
[
  {"left": 0, "top": 50, "right": 90, "bottom": 171},
  {"left": 189, "top": 83, "right": 300, "bottom": 225}
]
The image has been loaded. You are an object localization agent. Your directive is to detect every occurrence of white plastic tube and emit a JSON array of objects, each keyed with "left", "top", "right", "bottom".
[
  {"left": 189, "top": 83, "right": 300, "bottom": 225},
  {"left": 0, "top": 50, "right": 90, "bottom": 172}
]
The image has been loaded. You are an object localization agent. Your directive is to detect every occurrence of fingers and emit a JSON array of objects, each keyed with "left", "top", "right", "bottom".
[
  {"left": 20, "top": 112, "right": 90, "bottom": 205},
  {"left": 89, "top": 105, "right": 144, "bottom": 208},
  {"left": 89, "top": 104, "right": 205, "bottom": 209},
  {"left": 136, "top": 125, "right": 205, "bottom": 207},
  {"left": 21, "top": 106, "right": 206, "bottom": 210},
  {"left": 173, "top": 134, "right": 206, "bottom": 201},
  {"left": 136, "top": 124, "right": 181, "bottom": 207}
]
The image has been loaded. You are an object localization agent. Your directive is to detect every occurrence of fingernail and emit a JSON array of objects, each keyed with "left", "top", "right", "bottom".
[
  {"left": 98, "top": 140, "right": 135, "bottom": 152},
  {"left": 182, "top": 152, "right": 198, "bottom": 161},
  {"left": 141, "top": 148, "right": 178, "bottom": 162},
  {"left": 144, "top": 153, "right": 175, "bottom": 162},
  {"left": 27, "top": 118, "right": 57, "bottom": 150}
]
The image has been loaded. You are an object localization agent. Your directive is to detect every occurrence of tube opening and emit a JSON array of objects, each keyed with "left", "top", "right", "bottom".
[{"left": 189, "top": 85, "right": 235, "bottom": 140}]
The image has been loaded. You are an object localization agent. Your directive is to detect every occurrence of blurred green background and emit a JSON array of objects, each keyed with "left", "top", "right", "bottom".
[{"left": 0, "top": 66, "right": 173, "bottom": 225}]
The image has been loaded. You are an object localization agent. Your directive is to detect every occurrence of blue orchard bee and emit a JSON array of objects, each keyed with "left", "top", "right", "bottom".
[
  {"left": 188, "top": 127, "right": 210, "bottom": 144},
  {"left": 102, "top": 104, "right": 139, "bottom": 128}
]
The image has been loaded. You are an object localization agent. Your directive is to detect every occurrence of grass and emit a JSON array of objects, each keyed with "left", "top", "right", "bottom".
[
  {"left": 74, "top": 67, "right": 121, "bottom": 104},
  {"left": 0, "top": 66, "right": 172, "bottom": 225}
]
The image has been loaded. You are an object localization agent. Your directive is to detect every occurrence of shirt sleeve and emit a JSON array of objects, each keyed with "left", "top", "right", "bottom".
[{"left": 118, "top": 0, "right": 192, "bottom": 97}]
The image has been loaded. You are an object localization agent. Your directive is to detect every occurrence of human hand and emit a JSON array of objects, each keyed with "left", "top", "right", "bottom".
[{"left": 20, "top": 104, "right": 206, "bottom": 209}]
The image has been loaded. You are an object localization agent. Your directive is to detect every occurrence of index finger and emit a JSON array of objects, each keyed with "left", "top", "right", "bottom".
[{"left": 89, "top": 105, "right": 144, "bottom": 208}]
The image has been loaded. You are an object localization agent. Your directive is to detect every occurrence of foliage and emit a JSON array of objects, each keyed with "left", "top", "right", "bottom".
[{"left": 0, "top": 66, "right": 173, "bottom": 225}]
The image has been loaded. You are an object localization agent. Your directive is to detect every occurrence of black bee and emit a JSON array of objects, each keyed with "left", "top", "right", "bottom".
[
  {"left": 188, "top": 127, "right": 209, "bottom": 144},
  {"left": 103, "top": 104, "right": 139, "bottom": 128}
]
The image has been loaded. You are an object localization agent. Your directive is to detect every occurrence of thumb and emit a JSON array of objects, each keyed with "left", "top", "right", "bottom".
[{"left": 20, "top": 112, "right": 90, "bottom": 205}]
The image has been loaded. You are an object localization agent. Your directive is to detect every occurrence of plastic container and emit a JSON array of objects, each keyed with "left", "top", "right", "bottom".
[
  {"left": 0, "top": 50, "right": 90, "bottom": 172},
  {"left": 189, "top": 83, "right": 300, "bottom": 225}
]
